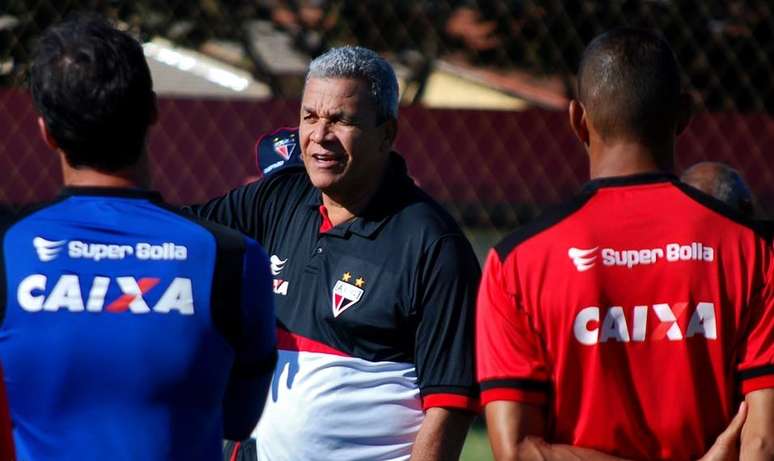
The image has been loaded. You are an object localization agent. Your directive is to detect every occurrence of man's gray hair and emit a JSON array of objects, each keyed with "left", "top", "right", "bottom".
[
  {"left": 681, "top": 161, "right": 754, "bottom": 216},
  {"left": 306, "top": 46, "right": 399, "bottom": 122}
]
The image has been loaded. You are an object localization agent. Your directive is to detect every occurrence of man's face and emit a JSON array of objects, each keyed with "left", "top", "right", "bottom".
[{"left": 300, "top": 77, "right": 392, "bottom": 197}]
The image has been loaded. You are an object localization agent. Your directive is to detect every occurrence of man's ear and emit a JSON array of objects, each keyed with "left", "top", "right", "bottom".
[
  {"left": 569, "top": 100, "right": 589, "bottom": 147},
  {"left": 37, "top": 116, "right": 59, "bottom": 150},
  {"left": 676, "top": 92, "right": 692, "bottom": 136}
]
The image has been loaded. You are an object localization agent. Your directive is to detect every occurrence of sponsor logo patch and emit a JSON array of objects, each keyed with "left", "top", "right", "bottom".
[
  {"left": 568, "top": 247, "right": 597, "bottom": 272},
  {"left": 568, "top": 242, "right": 715, "bottom": 272},
  {"left": 573, "top": 301, "right": 716, "bottom": 345},
  {"left": 34, "top": 237, "right": 187, "bottom": 262},
  {"left": 33, "top": 237, "right": 66, "bottom": 262},
  {"left": 270, "top": 255, "right": 288, "bottom": 276},
  {"left": 17, "top": 274, "right": 194, "bottom": 315},
  {"left": 270, "top": 255, "right": 289, "bottom": 295}
]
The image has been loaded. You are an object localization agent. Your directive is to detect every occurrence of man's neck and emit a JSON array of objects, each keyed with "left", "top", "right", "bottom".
[
  {"left": 60, "top": 151, "right": 149, "bottom": 189},
  {"left": 321, "top": 167, "right": 387, "bottom": 227},
  {"left": 321, "top": 185, "right": 377, "bottom": 227},
  {"left": 589, "top": 137, "right": 674, "bottom": 180}
]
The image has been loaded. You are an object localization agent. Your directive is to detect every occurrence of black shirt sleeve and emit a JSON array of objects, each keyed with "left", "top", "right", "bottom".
[
  {"left": 184, "top": 181, "right": 266, "bottom": 243},
  {"left": 414, "top": 234, "right": 481, "bottom": 409}
]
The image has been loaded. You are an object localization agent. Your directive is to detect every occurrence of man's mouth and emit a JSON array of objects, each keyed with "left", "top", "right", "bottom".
[{"left": 310, "top": 152, "right": 346, "bottom": 169}]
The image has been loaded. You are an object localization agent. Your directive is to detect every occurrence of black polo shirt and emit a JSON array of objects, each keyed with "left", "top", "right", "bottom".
[{"left": 189, "top": 153, "right": 480, "bottom": 459}]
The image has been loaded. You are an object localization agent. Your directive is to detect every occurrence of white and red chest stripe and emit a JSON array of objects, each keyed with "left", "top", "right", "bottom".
[{"left": 254, "top": 328, "right": 423, "bottom": 461}]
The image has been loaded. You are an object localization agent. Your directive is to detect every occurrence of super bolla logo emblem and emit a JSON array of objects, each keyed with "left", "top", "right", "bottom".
[
  {"left": 17, "top": 274, "right": 194, "bottom": 314},
  {"left": 33, "top": 237, "right": 66, "bottom": 262},
  {"left": 270, "top": 255, "right": 290, "bottom": 296},
  {"left": 332, "top": 272, "right": 364, "bottom": 317}
]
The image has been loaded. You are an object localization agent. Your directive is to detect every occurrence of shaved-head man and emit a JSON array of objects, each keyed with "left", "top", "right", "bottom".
[
  {"left": 478, "top": 28, "right": 774, "bottom": 461},
  {"left": 682, "top": 161, "right": 754, "bottom": 217}
]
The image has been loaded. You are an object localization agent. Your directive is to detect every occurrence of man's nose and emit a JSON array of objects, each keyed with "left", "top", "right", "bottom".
[{"left": 309, "top": 120, "right": 332, "bottom": 143}]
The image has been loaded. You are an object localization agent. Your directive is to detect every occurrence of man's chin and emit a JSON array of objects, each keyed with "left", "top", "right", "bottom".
[{"left": 308, "top": 172, "right": 344, "bottom": 194}]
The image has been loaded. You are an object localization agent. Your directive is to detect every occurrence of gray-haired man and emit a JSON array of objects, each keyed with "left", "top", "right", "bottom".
[
  {"left": 681, "top": 161, "right": 755, "bottom": 217},
  {"left": 190, "top": 46, "right": 479, "bottom": 460}
]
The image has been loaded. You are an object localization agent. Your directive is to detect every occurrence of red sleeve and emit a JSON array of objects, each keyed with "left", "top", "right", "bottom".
[
  {"left": 476, "top": 250, "right": 550, "bottom": 406},
  {"left": 738, "top": 244, "right": 774, "bottom": 394}
]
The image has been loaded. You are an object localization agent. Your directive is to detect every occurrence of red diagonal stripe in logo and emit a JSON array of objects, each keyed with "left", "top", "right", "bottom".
[
  {"left": 106, "top": 278, "right": 159, "bottom": 313},
  {"left": 651, "top": 302, "right": 688, "bottom": 340},
  {"left": 274, "top": 145, "right": 290, "bottom": 160}
]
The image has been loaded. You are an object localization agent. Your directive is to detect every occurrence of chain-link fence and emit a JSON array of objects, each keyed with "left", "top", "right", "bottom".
[{"left": 1, "top": 1, "right": 773, "bottom": 257}]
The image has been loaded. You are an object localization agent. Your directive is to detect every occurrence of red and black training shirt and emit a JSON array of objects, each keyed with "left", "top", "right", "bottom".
[{"left": 477, "top": 173, "right": 774, "bottom": 461}]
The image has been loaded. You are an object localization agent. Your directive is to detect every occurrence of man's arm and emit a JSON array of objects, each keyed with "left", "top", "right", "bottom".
[
  {"left": 410, "top": 408, "right": 474, "bottom": 461},
  {"left": 737, "top": 243, "right": 774, "bottom": 460},
  {"left": 741, "top": 389, "right": 774, "bottom": 460},
  {"left": 484, "top": 401, "right": 630, "bottom": 461},
  {"left": 484, "top": 400, "right": 748, "bottom": 461},
  {"left": 485, "top": 401, "right": 545, "bottom": 461},
  {"left": 183, "top": 180, "right": 265, "bottom": 240},
  {"left": 412, "top": 234, "right": 482, "bottom": 459}
]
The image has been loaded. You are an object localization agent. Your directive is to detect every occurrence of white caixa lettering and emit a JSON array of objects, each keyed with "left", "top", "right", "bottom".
[
  {"left": 17, "top": 274, "right": 194, "bottom": 315},
  {"left": 573, "top": 302, "right": 717, "bottom": 345}
]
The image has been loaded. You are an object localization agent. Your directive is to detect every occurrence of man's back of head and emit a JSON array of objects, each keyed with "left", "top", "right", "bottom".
[
  {"left": 681, "top": 161, "right": 755, "bottom": 217},
  {"left": 577, "top": 27, "right": 683, "bottom": 146},
  {"left": 29, "top": 14, "right": 155, "bottom": 173}
]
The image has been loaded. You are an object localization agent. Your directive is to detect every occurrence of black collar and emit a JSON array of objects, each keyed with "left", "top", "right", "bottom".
[
  {"left": 306, "top": 152, "right": 414, "bottom": 238},
  {"left": 582, "top": 172, "right": 678, "bottom": 193},
  {"left": 59, "top": 186, "right": 163, "bottom": 201}
]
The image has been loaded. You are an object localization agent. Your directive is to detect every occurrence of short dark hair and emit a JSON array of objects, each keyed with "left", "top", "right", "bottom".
[
  {"left": 577, "top": 27, "right": 681, "bottom": 143},
  {"left": 29, "top": 14, "right": 155, "bottom": 171}
]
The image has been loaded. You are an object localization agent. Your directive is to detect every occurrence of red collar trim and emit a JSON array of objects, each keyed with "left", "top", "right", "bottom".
[{"left": 318, "top": 205, "right": 333, "bottom": 233}]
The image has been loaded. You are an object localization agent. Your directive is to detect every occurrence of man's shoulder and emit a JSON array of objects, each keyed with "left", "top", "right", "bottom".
[
  {"left": 0, "top": 197, "right": 70, "bottom": 237},
  {"left": 254, "top": 164, "right": 309, "bottom": 189},
  {"left": 494, "top": 190, "right": 596, "bottom": 261},
  {"left": 388, "top": 183, "right": 467, "bottom": 241},
  {"left": 671, "top": 180, "right": 770, "bottom": 239},
  {"left": 243, "top": 165, "right": 312, "bottom": 208},
  {"left": 157, "top": 202, "right": 252, "bottom": 252}
]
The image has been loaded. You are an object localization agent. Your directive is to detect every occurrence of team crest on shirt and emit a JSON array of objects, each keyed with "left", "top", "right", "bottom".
[
  {"left": 272, "top": 136, "right": 296, "bottom": 161},
  {"left": 332, "top": 272, "right": 365, "bottom": 317}
]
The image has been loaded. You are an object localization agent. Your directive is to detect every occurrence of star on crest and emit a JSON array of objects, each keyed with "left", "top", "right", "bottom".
[
  {"left": 342, "top": 272, "right": 352, "bottom": 282},
  {"left": 355, "top": 277, "right": 365, "bottom": 288}
]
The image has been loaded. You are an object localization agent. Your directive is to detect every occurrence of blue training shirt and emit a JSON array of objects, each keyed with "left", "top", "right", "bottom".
[{"left": 0, "top": 187, "right": 276, "bottom": 461}]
